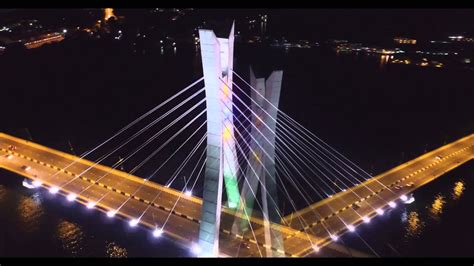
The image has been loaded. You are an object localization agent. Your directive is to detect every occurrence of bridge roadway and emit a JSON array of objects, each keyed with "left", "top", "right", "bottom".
[
  {"left": 0, "top": 133, "right": 317, "bottom": 257},
  {"left": 282, "top": 133, "right": 474, "bottom": 256},
  {"left": 0, "top": 132, "right": 473, "bottom": 256}
]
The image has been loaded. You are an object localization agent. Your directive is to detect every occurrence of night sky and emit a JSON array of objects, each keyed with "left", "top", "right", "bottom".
[
  {"left": 2, "top": 9, "right": 474, "bottom": 43},
  {"left": 254, "top": 9, "right": 474, "bottom": 42}
]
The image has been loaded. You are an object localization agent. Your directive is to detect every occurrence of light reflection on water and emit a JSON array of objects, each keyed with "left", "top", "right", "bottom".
[
  {"left": 452, "top": 180, "right": 465, "bottom": 200},
  {"left": 56, "top": 219, "right": 85, "bottom": 257},
  {"left": 0, "top": 171, "right": 188, "bottom": 257},
  {"left": 344, "top": 170, "right": 473, "bottom": 257},
  {"left": 404, "top": 211, "right": 425, "bottom": 240},
  {"left": 105, "top": 241, "right": 128, "bottom": 258},
  {"left": 429, "top": 194, "right": 446, "bottom": 218},
  {"left": 379, "top": 54, "right": 390, "bottom": 67},
  {"left": 17, "top": 193, "right": 44, "bottom": 233}
]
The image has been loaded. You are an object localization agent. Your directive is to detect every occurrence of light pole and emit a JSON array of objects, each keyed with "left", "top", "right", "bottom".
[
  {"left": 24, "top": 128, "right": 33, "bottom": 141},
  {"left": 67, "top": 139, "right": 76, "bottom": 155}
]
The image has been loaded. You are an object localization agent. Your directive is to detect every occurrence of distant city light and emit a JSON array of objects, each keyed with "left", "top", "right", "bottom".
[
  {"left": 104, "top": 8, "right": 116, "bottom": 21},
  {"left": 448, "top": 35, "right": 464, "bottom": 40},
  {"left": 63, "top": 29, "right": 67, "bottom": 33},
  {"left": 394, "top": 37, "right": 417, "bottom": 45}
]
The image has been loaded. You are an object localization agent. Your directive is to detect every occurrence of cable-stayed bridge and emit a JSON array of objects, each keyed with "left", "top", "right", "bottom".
[{"left": 1, "top": 24, "right": 473, "bottom": 257}]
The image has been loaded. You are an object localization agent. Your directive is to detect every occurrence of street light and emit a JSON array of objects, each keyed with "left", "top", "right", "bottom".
[
  {"left": 191, "top": 243, "right": 202, "bottom": 255},
  {"left": 153, "top": 228, "right": 163, "bottom": 238},
  {"left": 376, "top": 208, "right": 384, "bottom": 215},
  {"left": 312, "top": 245, "right": 320, "bottom": 252},
  {"left": 362, "top": 216, "right": 371, "bottom": 223},
  {"left": 129, "top": 219, "right": 139, "bottom": 227},
  {"left": 49, "top": 186, "right": 59, "bottom": 194},
  {"left": 67, "top": 193, "right": 77, "bottom": 202}
]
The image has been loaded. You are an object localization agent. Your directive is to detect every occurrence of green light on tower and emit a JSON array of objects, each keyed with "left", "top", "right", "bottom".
[{"left": 224, "top": 172, "right": 240, "bottom": 209}]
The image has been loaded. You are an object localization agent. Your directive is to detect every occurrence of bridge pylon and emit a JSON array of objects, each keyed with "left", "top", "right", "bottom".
[
  {"left": 231, "top": 67, "right": 284, "bottom": 257},
  {"left": 197, "top": 22, "right": 240, "bottom": 257}
]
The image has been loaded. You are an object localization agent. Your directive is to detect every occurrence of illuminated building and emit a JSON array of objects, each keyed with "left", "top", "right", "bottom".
[
  {"left": 104, "top": 8, "right": 117, "bottom": 21},
  {"left": 448, "top": 35, "right": 464, "bottom": 41},
  {"left": 448, "top": 35, "right": 474, "bottom": 43},
  {"left": 394, "top": 37, "right": 417, "bottom": 45}
]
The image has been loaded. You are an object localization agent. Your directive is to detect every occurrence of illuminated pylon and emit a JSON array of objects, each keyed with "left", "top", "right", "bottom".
[
  {"left": 197, "top": 22, "right": 240, "bottom": 257},
  {"left": 232, "top": 67, "right": 284, "bottom": 257}
]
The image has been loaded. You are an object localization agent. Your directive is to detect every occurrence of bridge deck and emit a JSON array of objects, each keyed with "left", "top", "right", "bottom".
[
  {"left": 0, "top": 133, "right": 316, "bottom": 257},
  {"left": 0, "top": 132, "right": 472, "bottom": 257},
  {"left": 282, "top": 134, "right": 474, "bottom": 256}
]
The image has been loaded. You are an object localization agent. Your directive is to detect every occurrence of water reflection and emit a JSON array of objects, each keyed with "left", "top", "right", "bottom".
[
  {"left": 452, "top": 180, "right": 465, "bottom": 200},
  {"left": 105, "top": 241, "right": 128, "bottom": 258},
  {"left": 379, "top": 55, "right": 390, "bottom": 67},
  {"left": 56, "top": 219, "right": 85, "bottom": 257},
  {"left": 17, "top": 193, "right": 44, "bottom": 233},
  {"left": 404, "top": 211, "right": 425, "bottom": 240},
  {"left": 429, "top": 194, "right": 446, "bottom": 218}
]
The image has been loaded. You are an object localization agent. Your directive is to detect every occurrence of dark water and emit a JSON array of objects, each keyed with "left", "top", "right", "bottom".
[
  {"left": 338, "top": 161, "right": 474, "bottom": 257},
  {"left": 0, "top": 171, "right": 187, "bottom": 257},
  {"left": 0, "top": 38, "right": 473, "bottom": 256}
]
